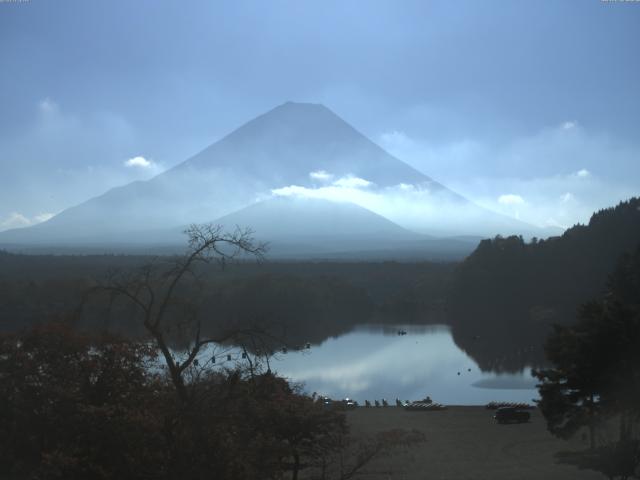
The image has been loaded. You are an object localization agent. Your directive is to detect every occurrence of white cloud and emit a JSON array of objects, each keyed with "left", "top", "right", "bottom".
[
  {"left": 378, "top": 118, "right": 639, "bottom": 193},
  {"left": 0, "top": 212, "right": 31, "bottom": 230},
  {"left": 269, "top": 172, "right": 634, "bottom": 236},
  {"left": 332, "top": 175, "right": 373, "bottom": 188},
  {"left": 270, "top": 180, "right": 537, "bottom": 236},
  {"left": 33, "top": 212, "right": 55, "bottom": 223},
  {"left": 0, "top": 100, "right": 180, "bottom": 222},
  {"left": 124, "top": 156, "right": 153, "bottom": 168},
  {"left": 498, "top": 194, "right": 525, "bottom": 206},
  {"left": 309, "top": 170, "right": 333, "bottom": 182},
  {"left": 375, "top": 117, "right": 639, "bottom": 230},
  {"left": 271, "top": 183, "right": 374, "bottom": 206},
  {"left": 272, "top": 185, "right": 322, "bottom": 198},
  {"left": 0, "top": 211, "right": 56, "bottom": 232},
  {"left": 122, "top": 156, "right": 165, "bottom": 178},
  {"left": 447, "top": 172, "right": 635, "bottom": 232}
]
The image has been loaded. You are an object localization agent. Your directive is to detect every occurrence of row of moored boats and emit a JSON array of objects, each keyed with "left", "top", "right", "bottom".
[
  {"left": 323, "top": 397, "right": 534, "bottom": 411},
  {"left": 360, "top": 397, "right": 447, "bottom": 411},
  {"left": 485, "top": 401, "right": 534, "bottom": 410}
]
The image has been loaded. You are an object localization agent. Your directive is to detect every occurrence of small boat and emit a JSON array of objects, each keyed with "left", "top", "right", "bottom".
[{"left": 404, "top": 396, "right": 446, "bottom": 411}]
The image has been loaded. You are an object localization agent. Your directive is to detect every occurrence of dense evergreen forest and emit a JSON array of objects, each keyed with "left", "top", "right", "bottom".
[
  {"left": 0, "top": 255, "right": 453, "bottom": 347},
  {"left": 2, "top": 197, "right": 639, "bottom": 374},
  {"left": 448, "top": 197, "right": 640, "bottom": 372}
]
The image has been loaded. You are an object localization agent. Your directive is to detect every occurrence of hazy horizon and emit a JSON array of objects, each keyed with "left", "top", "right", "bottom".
[{"left": 1, "top": 1, "right": 639, "bottom": 235}]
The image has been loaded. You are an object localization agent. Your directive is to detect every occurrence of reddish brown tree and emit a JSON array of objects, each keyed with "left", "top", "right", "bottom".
[{"left": 0, "top": 323, "right": 167, "bottom": 479}]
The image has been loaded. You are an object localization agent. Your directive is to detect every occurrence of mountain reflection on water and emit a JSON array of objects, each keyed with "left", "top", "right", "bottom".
[{"left": 270, "top": 324, "right": 539, "bottom": 405}]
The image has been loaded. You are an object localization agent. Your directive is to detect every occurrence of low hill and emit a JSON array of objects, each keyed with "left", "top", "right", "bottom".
[
  {"left": 209, "top": 197, "right": 478, "bottom": 260},
  {"left": 447, "top": 197, "right": 640, "bottom": 372}
]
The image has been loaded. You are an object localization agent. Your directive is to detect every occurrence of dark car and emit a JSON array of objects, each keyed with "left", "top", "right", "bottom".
[{"left": 493, "top": 407, "right": 530, "bottom": 424}]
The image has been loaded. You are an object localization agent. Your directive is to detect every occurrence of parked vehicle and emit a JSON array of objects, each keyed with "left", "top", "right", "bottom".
[{"left": 493, "top": 407, "right": 530, "bottom": 424}]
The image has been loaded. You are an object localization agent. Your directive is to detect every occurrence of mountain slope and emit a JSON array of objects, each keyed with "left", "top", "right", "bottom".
[
  {"left": 211, "top": 196, "right": 419, "bottom": 257},
  {"left": 208, "top": 197, "right": 485, "bottom": 260},
  {"left": 216, "top": 196, "right": 414, "bottom": 239},
  {"left": 173, "top": 102, "right": 440, "bottom": 188},
  {"left": 0, "top": 102, "right": 536, "bottom": 247}
]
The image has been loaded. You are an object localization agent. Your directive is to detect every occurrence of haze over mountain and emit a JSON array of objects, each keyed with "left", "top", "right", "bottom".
[
  {"left": 0, "top": 102, "right": 542, "bottom": 254},
  {"left": 207, "top": 196, "right": 482, "bottom": 260},
  {"left": 2, "top": 2, "right": 638, "bottom": 234}
]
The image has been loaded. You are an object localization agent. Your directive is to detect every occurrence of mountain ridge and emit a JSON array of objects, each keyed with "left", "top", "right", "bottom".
[{"left": 0, "top": 102, "right": 542, "bottom": 251}]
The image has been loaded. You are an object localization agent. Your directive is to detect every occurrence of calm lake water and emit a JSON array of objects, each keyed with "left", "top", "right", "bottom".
[
  {"left": 267, "top": 324, "right": 539, "bottom": 406},
  {"left": 188, "top": 324, "right": 539, "bottom": 405}
]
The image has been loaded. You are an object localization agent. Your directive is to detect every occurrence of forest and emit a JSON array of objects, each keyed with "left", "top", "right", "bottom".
[
  {"left": 1, "top": 198, "right": 639, "bottom": 479},
  {"left": 448, "top": 197, "right": 640, "bottom": 371},
  {"left": 0, "top": 253, "right": 453, "bottom": 342},
  {"left": 2, "top": 198, "right": 639, "bottom": 373}
]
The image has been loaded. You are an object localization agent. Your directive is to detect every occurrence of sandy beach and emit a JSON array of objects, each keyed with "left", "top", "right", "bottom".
[{"left": 345, "top": 406, "right": 603, "bottom": 480}]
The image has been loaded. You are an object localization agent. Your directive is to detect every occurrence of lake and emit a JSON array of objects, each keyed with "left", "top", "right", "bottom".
[{"left": 266, "top": 324, "right": 539, "bottom": 406}]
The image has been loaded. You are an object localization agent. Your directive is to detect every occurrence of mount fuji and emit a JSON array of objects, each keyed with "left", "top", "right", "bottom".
[{"left": 0, "top": 102, "right": 540, "bottom": 258}]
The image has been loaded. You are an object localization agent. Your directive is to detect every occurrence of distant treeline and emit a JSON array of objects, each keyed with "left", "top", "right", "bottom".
[
  {"left": 5, "top": 198, "right": 638, "bottom": 374},
  {"left": 448, "top": 197, "right": 640, "bottom": 372},
  {"left": 0, "top": 255, "right": 454, "bottom": 345}
]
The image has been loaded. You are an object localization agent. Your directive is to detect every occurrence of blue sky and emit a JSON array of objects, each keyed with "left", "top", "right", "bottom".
[{"left": 1, "top": 0, "right": 638, "bottom": 231}]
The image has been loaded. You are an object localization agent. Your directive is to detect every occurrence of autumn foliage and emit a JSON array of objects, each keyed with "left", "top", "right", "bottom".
[{"left": 0, "top": 323, "right": 349, "bottom": 480}]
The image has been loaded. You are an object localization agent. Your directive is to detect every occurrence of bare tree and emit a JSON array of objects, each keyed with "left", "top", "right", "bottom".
[
  {"left": 72, "top": 224, "right": 428, "bottom": 479},
  {"left": 84, "top": 223, "right": 267, "bottom": 405}
]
